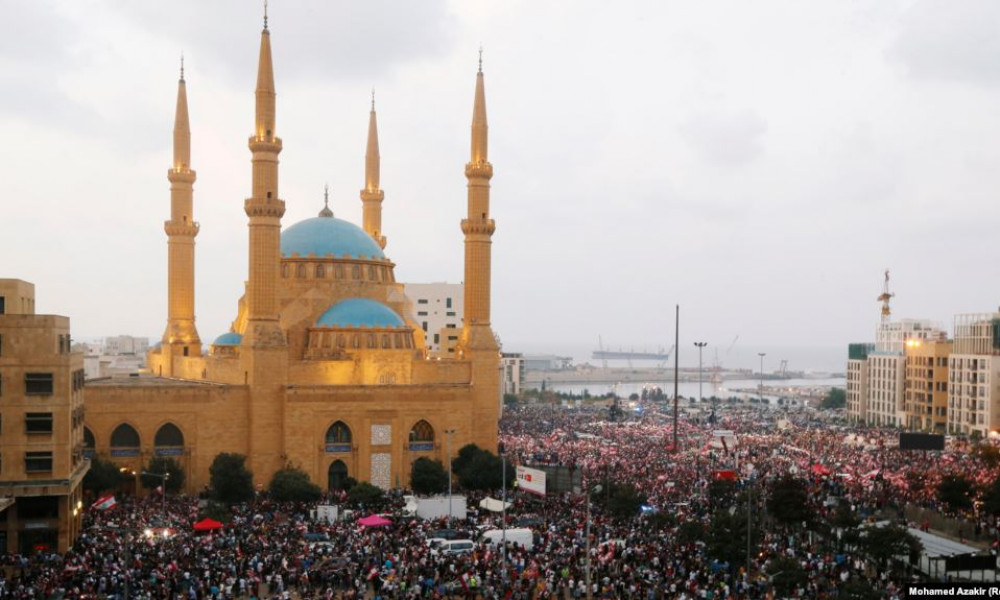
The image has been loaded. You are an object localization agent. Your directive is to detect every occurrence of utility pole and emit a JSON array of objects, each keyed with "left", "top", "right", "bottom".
[
  {"left": 673, "top": 305, "right": 679, "bottom": 451},
  {"left": 694, "top": 342, "right": 707, "bottom": 405},
  {"left": 758, "top": 352, "right": 766, "bottom": 404},
  {"left": 445, "top": 428, "right": 456, "bottom": 527}
]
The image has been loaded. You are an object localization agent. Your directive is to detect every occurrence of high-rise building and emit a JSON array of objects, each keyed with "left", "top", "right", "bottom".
[
  {"left": 403, "top": 283, "right": 463, "bottom": 357},
  {"left": 903, "top": 337, "right": 951, "bottom": 433},
  {"left": 81, "top": 16, "right": 500, "bottom": 493},
  {"left": 947, "top": 313, "right": 1000, "bottom": 438},
  {"left": 846, "top": 343, "right": 873, "bottom": 424},
  {"left": 0, "top": 280, "right": 87, "bottom": 553}
]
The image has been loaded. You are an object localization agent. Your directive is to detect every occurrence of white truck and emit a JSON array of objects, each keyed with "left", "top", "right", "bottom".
[
  {"left": 480, "top": 527, "right": 534, "bottom": 551},
  {"left": 403, "top": 495, "right": 468, "bottom": 521}
]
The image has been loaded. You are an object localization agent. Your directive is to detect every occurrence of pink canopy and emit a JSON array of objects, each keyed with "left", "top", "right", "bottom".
[
  {"left": 193, "top": 518, "right": 224, "bottom": 531},
  {"left": 357, "top": 514, "right": 392, "bottom": 527}
]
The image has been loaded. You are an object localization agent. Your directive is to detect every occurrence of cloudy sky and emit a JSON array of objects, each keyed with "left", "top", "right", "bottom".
[{"left": 3, "top": 0, "right": 1000, "bottom": 371}]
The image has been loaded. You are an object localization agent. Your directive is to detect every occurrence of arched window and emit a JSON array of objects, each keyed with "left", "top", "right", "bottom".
[
  {"left": 409, "top": 420, "right": 434, "bottom": 451},
  {"left": 110, "top": 423, "right": 140, "bottom": 457},
  {"left": 328, "top": 460, "right": 349, "bottom": 490},
  {"left": 316, "top": 264, "right": 325, "bottom": 279},
  {"left": 282, "top": 264, "right": 289, "bottom": 278},
  {"left": 337, "top": 334, "right": 346, "bottom": 348},
  {"left": 335, "top": 265, "right": 344, "bottom": 279},
  {"left": 352, "top": 265, "right": 360, "bottom": 280},
  {"left": 296, "top": 264, "right": 306, "bottom": 278},
  {"left": 368, "top": 265, "right": 376, "bottom": 280},
  {"left": 83, "top": 427, "right": 96, "bottom": 458},
  {"left": 382, "top": 334, "right": 390, "bottom": 348},
  {"left": 154, "top": 423, "right": 184, "bottom": 447},
  {"left": 326, "top": 421, "right": 352, "bottom": 444}
]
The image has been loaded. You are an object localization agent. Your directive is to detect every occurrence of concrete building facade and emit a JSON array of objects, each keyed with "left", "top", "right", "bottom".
[
  {"left": 846, "top": 343, "right": 873, "bottom": 424},
  {"left": 0, "top": 280, "right": 87, "bottom": 554},
  {"left": 903, "top": 338, "right": 951, "bottom": 433},
  {"left": 947, "top": 313, "right": 1000, "bottom": 438},
  {"left": 83, "top": 21, "right": 500, "bottom": 494},
  {"left": 403, "top": 283, "right": 463, "bottom": 357}
]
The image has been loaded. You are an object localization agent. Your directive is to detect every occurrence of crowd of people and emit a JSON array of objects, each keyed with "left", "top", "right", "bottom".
[{"left": 3, "top": 397, "right": 1000, "bottom": 599}]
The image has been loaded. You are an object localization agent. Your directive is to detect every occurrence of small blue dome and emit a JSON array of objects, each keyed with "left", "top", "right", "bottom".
[
  {"left": 281, "top": 216, "right": 385, "bottom": 259},
  {"left": 317, "top": 298, "right": 405, "bottom": 328},
  {"left": 213, "top": 332, "right": 243, "bottom": 346}
]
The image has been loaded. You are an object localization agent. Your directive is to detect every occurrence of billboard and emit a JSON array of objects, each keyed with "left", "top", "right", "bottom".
[
  {"left": 516, "top": 466, "right": 547, "bottom": 496},
  {"left": 899, "top": 433, "right": 945, "bottom": 451}
]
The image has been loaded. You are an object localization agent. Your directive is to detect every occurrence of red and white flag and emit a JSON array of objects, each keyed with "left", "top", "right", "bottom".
[
  {"left": 156, "top": 485, "right": 164, "bottom": 495},
  {"left": 91, "top": 494, "right": 117, "bottom": 511}
]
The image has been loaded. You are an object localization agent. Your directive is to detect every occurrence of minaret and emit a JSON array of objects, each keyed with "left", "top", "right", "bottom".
[
  {"left": 459, "top": 52, "right": 498, "bottom": 352},
  {"left": 240, "top": 11, "right": 288, "bottom": 487},
  {"left": 360, "top": 92, "right": 386, "bottom": 248},
  {"left": 459, "top": 52, "right": 500, "bottom": 454},
  {"left": 242, "top": 14, "right": 286, "bottom": 348},
  {"left": 162, "top": 56, "right": 202, "bottom": 370}
]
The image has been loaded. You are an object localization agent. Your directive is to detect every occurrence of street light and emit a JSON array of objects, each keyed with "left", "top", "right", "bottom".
[
  {"left": 444, "top": 428, "right": 456, "bottom": 527},
  {"left": 758, "top": 353, "right": 766, "bottom": 404},
  {"left": 499, "top": 442, "right": 508, "bottom": 569},
  {"left": 585, "top": 484, "right": 603, "bottom": 600},
  {"left": 142, "top": 470, "right": 170, "bottom": 515},
  {"left": 694, "top": 342, "right": 708, "bottom": 405},
  {"left": 745, "top": 463, "right": 756, "bottom": 580}
]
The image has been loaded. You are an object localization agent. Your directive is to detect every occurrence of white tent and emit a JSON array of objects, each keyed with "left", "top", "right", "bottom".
[{"left": 479, "top": 497, "right": 513, "bottom": 513}]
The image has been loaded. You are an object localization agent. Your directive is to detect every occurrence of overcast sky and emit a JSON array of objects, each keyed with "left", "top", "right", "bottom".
[{"left": 3, "top": 0, "right": 1000, "bottom": 370}]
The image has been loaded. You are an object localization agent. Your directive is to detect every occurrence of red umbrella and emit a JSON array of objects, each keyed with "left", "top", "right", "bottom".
[
  {"left": 357, "top": 514, "right": 392, "bottom": 527},
  {"left": 193, "top": 518, "right": 223, "bottom": 531}
]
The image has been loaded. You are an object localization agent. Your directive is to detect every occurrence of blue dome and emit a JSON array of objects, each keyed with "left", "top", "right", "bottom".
[
  {"left": 213, "top": 332, "right": 243, "bottom": 346},
  {"left": 317, "top": 298, "right": 406, "bottom": 328},
  {"left": 281, "top": 216, "right": 385, "bottom": 259}
]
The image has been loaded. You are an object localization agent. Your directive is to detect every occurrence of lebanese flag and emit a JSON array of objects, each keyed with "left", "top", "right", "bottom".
[{"left": 91, "top": 494, "right": 117, "bottom": 511}]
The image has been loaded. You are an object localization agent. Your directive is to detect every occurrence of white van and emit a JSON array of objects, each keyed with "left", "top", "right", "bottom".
[
  {"left": 431, "top": 539, "right": 475, "bottom": 556},
  {"left": 480, "top": 528, "right": 534, "bottom": 551}
]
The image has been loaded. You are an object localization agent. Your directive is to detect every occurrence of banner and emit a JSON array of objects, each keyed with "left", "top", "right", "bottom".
[{"left": 516, "top": 466, "right": 546, "bottom": 496}]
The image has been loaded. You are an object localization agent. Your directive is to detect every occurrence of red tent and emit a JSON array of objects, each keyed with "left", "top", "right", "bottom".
[
  {"left": 810, "top": 464, "right": 832, "bottom": 476},
  {"left": 357, "top": 514, "right": 392, "bottom": 527},
  {"left": 193, "top": 518, "right": 223, "bottom": 531},
  {"left": 714, "top": 469, "right": 737, "bottom": 481}
]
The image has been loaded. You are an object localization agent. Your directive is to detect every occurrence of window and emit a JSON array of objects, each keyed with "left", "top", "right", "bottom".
[
  {"left": 417, "top": 299, "right": 428, "bottom": 305},
  {"left": 446, "top": 312, "right": 456, "bottom": 317},
  {"left": 25, "top": 413, "right": 53, "bottom": 434},
  {"left": 0, "top": 333, "right": 3, "bottom": 357},
  {"left": 0, "top": 296, "right": 5, "bottom": 314},
  {"left": 434, "top": 334, "right": 440, "bottom": 344},
  {"left": 296, "top": 264, "right": 306, "bottom": 278},
  {"left": 25, "top": 451, "right": 53, "bottom": 473},
  {"left": 352, "top": 265, "right": 360, "bottom": 280},
  {"left": 25, "top": 373, "right": 54, "bottom": 396},
  {"left": 316, "top": 265, "right": 325, "bottom": 279},
  {"left": 422, "top": 322, "right": 427, "bottom": 332},
  {"left": 417, "top": 311, "right": 428, "bottom": 316},
  {"left": 446, "top": 297, "right": 452, "bottom": 309}
]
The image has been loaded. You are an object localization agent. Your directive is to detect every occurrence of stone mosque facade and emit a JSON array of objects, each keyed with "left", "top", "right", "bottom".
[{"left": 83, "top": 20, "right": 500, "bottom": 494}]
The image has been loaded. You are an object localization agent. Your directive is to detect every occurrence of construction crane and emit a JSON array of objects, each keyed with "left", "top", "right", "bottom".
[
  {"left": 656, "top": 345, "right": 676, "bottom": 370},
  {"left": 877, "top": 269, "right": 893, "bottom": 323},
  {"left": 598, "top": 335, "right": 608, "bottom": 370},
  {"left": 778, "top": 359, "right": 788, "bottom": 378}
]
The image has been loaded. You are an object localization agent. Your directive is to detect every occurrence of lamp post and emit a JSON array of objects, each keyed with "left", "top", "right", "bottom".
[
  {"left": 758, "top": 353, "right": 766, "bottom": 404},
  {"left": 499, "top": 442, "right": 507, "bottom": 569},
  {"left": 585, "top": 484, "right": 602, "bottom": 600},
  {"left": 142, "top": 470, "right": 170, "bottom": 516},
  {"left": 444, "top": 428, "right": 456, "bottom": 527},
  {"left": 694, "top": 342, "right": 707, "bottom": 405},
  {"left": 745, "top": 463, "right": 756, "bottom": 581}
]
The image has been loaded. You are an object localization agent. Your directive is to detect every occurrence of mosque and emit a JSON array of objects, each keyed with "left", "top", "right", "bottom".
[{"left": 82, "top": 17, "right": 500, "bottom": 494}]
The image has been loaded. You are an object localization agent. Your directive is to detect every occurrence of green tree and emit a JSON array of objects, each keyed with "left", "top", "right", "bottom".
[
  {"left": 936, "top": 474, "right": 975, "bottom": 513},
  {"left": 975, "top": 445, "right": 1000, "bottom": 468},
  {"left": 707, "top": 479, "right": 738, "bottom": 510},
  {"left": 856, "top": 523, "right": 922, "bottom": 574},
  {"left": 83, "top": 457, "right": 124, "bottom": 494},
  {"left": 837, "top": 577, "right": 880, "bottom": 600},
  {"left": 455, "top": 448, "right": 513, "bottom": 491},
  {"left": 451, "top": 444, "right": 484, "bottom": 478},
  {"left": 605, "top": 483, "right": 646, "bottom": 520},
  {"left": 140, "top": 457, "right": 185, "bottom": 493},
  {"left": 767, "top": 556, "right": 807, "bottom": 597},
  {"left": 766, "top": 475, "right": 814, "bottom": 528},
  {"left": 676, "top": 520, "right": 705, "bottom": 546},
  {"left": 503, "top": 393, "right": 519, "bottom": 406},
  {"left": 209, "top": 453, "right": 254, "bottom": 504},
  {"left": 707, "top": 508, "right": 758, "bottom": 568},
  {"left": 411, "top": 457, "right": 449, "bottom": 495},
  {"left": 198, "top": 500, "right": 231, "bottom": 524},
  {"left": 269, "top": 466, "right": 322, "bottom": 502},
  {"left": 980, "top": 475, "right": 1000, "bottom": 517},
  {"left": 820, "top": 388, "right": 847, "bottom": 409},
  {"left": 347, "top": 481, "right": 384, "bottom": 508}
]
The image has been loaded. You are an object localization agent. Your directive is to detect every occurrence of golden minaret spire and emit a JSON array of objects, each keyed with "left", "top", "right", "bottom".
[
  {"left": 243, "top": 11, "right": 285, "bottom": 345},
  {"left": 162, "top": 55, "right": 202, "bottom": 368},
  {"left": 360, "top": 90, "right": 386, "bottom": 248},
  {"left": 459, "top": 51, "right": 498, "bottom": 353}
]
